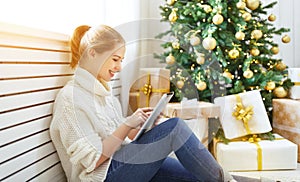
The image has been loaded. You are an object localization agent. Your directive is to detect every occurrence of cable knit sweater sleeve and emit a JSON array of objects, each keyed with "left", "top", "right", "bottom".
[{"left": 50, "top": 86, "right": 108, "bottom": 181}]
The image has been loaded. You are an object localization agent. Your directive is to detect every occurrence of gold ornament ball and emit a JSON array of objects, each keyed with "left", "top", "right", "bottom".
[
  {"left": 282, "top": 35, "right": 291, "bottom": 43},
  {"left": 166, "top": 54, "right": 175, "bottom": 65},
  {"left": 190, "top": 36, "right": 201, "bottom": 46},
  {"left": 197, "top": 81, "right": 207, "bottom": 91},
  {"left": 273, "top": 86, "right": 288, "bottom": 98},
  {"left": 228, "top": 49, "right": 240, "bottom": 59},
  {"left": 196, "top": 54, "right": 205, "bottom": 65},
  {"left": 246, "top": 0, "right": 260, "bottom": 11},
  {"left": 251, "top": 29, "right": 263, "bottom": 39},
  {"left": 276, "top": 62, "right": 287, "bottom": 71},
  {"left": 235, "top": 31, "right": 245, "bottom": 40},
  {"left": 250, "top": 48, "right": 260, "bottom": 56},
  {"left": 223, "top": 71, "right": 233, "bottom": 80},
  {"left": 236, "top": 1, "right": 246, "bottom": 9},
  {"left": 268, "top": 14, "right": 276, "bottom": 22},
  {"left": 202, "top": 37, "right": 217, "bottom": 50},
  {"left": 265, "top": 81, "right": 276, "bottom": 91},
  {"left": 242, "top": 12, "right": 252, "bottom": 21},
  {"left": 167, "top": 0, "right": 175, "bottom": 6},
  {"left": 202, "top": 5, "right": 212, "bottom": 13},
  {"left": 176, "top": 80, "right": 184, "bottom": 89},
  {"left": 169, "top": 9, "right": 178, "bottom": 22},
  {"left": 243, "top": 70, "right": 254, "bottom": 79},
  {"left": 172, "top": 41, "right": 180, "bottom": 49},
  {"left": 213, "top": 14, "right": 224, "bottom": 25},
  {"left": 271, "top": 46, "right": 279, "bottom": 55}
]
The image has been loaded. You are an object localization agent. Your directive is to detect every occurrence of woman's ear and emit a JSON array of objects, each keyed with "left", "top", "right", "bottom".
[{"left": 88, "top": 48, "right": 96, "bottom": 58}]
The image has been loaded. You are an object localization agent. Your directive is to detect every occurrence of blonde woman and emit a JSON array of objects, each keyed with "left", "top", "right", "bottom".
[{"left": 50, "top": 25, "right": 258, "bottom": 182}]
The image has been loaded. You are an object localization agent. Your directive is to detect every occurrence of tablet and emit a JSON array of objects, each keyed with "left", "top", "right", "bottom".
[{"left": 133, "top": 92, "right": 174, "bottom": 141}]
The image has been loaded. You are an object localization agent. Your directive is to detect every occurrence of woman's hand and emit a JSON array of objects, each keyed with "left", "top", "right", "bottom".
[{"left": 124, "top": 107, "right": 153, "bottom": 128}]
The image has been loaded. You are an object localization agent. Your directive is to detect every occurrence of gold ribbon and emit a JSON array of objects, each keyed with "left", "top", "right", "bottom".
[
  {"left": 294, "top": 82, "right": 300, "bottom": 86},
  {"left": 243, "top": 135, "right": 263, "bottom": 170},
  {"left": 141, "top": 73, "right": 153, "bottom": 107},
  {"left": 131, "top": 73, "right": 169, "bottom": 107},
  {"left": 232, "top": 94, "right": 254, "bottom": 134}
]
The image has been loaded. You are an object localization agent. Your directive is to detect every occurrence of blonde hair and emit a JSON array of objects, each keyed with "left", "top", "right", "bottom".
[{"left": 70, "top": 25, "right": 125, "bottom": 69}]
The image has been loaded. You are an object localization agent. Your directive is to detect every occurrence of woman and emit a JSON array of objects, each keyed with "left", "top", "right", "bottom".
[{"left": 50, "top": 25, "right": 255, "bottom": 182}]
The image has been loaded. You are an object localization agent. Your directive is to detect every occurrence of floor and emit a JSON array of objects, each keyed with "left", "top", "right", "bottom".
[{"left": 230, "top": 163, "right": 300, "bottom": 182}]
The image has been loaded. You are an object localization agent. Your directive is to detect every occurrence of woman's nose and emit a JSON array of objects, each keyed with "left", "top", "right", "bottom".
[{"left": 115, "top": 62, "right": 122, "bottom": 71}]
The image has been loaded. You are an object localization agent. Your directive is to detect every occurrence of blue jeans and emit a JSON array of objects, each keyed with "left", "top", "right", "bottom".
[{"left": 104, "top": 118, "right": 224, "bottom": 182}]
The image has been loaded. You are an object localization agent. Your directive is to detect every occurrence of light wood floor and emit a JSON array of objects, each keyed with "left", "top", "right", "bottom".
[{"left": 230, "top": 163, "right": 300, "bottom": 182}]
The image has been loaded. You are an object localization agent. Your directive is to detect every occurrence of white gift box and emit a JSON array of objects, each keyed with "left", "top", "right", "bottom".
[
  {"left": 288, "top": 68, "right": 300, "bottom": 99},
  {"left": 164, "top": 98, "right": 220, "bottom": 148},
  {"left": 214, "top": 90, "right": 272, "bottom": 139},
  {"left": 215, "top": 134, "right": 298, "bottom": 171},
  {"left": 184, "top": 118, "right": 208, "bottom": 147}
]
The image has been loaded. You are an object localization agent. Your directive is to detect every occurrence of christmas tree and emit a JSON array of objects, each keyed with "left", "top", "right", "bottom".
[{"left": 156, "top": 0, "right": 293, "bottom": 119}]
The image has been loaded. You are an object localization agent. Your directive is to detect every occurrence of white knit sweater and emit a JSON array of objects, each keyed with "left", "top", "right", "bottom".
[{"left": 50, "top": 67, "right": 128, "bottom": 182}]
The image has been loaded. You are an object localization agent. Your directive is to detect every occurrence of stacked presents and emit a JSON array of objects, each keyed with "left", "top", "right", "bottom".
[
  {"left": 128, "top": 68, "right": 220, "bottom": 147},
  {"left": 272, "top": 68, "right": 300, "bottom": 163},
  {"left": 213, "top": 90, "right": 298, "bottom": 171},
  {"left": 128, "top": 68, "right": 299, "bottom": 172}
]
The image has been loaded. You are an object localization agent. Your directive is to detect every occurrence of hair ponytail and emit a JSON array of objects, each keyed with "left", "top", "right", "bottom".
[{"left": 70, "top": 25, "right": 91, "bottom": 69}]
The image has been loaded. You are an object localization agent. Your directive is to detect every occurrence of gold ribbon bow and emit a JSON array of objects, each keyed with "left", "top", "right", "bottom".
[
  {"left": 232, "top": 94, "right": 254, "bottom": 134},
  {"left": 142, "top": 75, "right": 153, "bottom": 96},
  {"left": 138, "top": 73, "right": 169, "bottom": 107}
]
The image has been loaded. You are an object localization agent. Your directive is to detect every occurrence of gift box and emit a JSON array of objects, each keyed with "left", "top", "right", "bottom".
[
  {"left": 272, "top": 99, "right": 300, "bottom": 162},
  {"left": 128, "top": 68, "right": 170, "bottom": 113},
  {"left": 214, "top": 134, "right": 298, "bottom": 171},
  {"left": 164, "top": 99, "right": 220, "bottom": 147},
  {"left": 214, "top": 90, "right": 272, "bottom": 139},
  {"left": 288, "top": 68, "right": 300, "bottom": 99},
  {"left": 164, "top": 99, "right": 220, "bottom": 119}
]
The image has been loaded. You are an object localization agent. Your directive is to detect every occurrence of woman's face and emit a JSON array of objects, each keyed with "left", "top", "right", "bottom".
[{"left": 97, "top": 46, "right": 125, "bottom": 82}]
